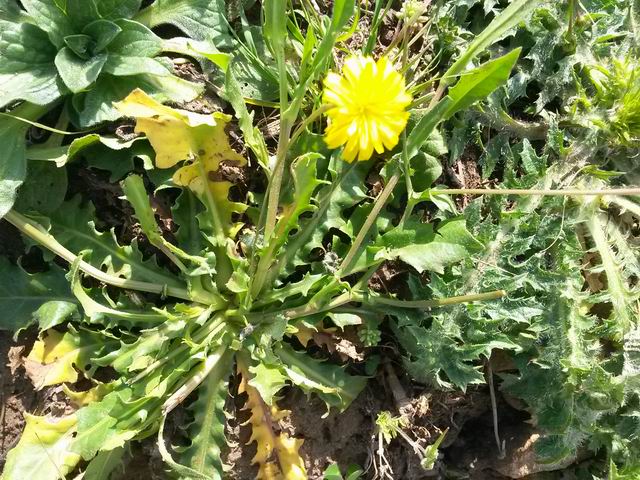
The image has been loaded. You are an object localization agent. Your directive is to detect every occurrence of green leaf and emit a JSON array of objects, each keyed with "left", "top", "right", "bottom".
[
  {"left": 82, "top": 447, "right": 125, "bottom": 480},
  {"left": 97, "top": 0, "right": 143, "bottom": 20},
  {"left": 263, "top": 0, "right": 287, "bottom": 61},
  {"left": 173, "top": 190, "right": 204, "bottom": 256},
  {"left": 74, "top": 387, "right": 147, "bottom": 459},
  {"left": 180, "top": 351, "right": 233, "bottom": 480},
  {"left": 0, "top": 23, "right": 63, "bottom": 107},
  {"left": 75, "top": 72, "right": 202, "bottom": 126},
  {"left": 310, "top": 0, "right": 355, "bottom": 75},
  {"left": 0, "top": 0, "right": 22, "bottom": 24},
  {"left": 374, "top": 219, "right": 473, "bottom": 274},
  {"left": 445, "top": 48, "right": 521, "bottom": 119},
  {"left": 134, "top": 0, "right": 231, "bottom": 45},
  {"left": 0, "top": 258, "right": 77, "bottom": 333},
  {"left": 21, "top": 0, "right": 73, "bottom": 48},
  {"left": 122, "top": 175, "right": 163, "bottom": 244},
  {"left": 0, "top": 103, "right": 48, "bottom": 219},
  {"left": 54, "top": 48, "right": 107, "bottom": 92},
  {"left": 26, "top": 133, "right": 104, "bottom": 167},
  {"left": 65, "top": 0, "right": 102, "bottom": 30},
  {"left": 0, "top": 414, "right": 81, "bottom": 480},
  {"left": 63, "top": 34, "right": 93, "bottom": 58},
  {"left": 276, "top": 344, "right": 367, "bottom": 412},
  {"left": 406, "top": 96, "right": 454, "bottom": 160},
  {"left": 442, "top": 0, "right": 542, "bottom": 85},
  {"left": 248, "top": 362, "right": 288, "bottom": 406},
  {"left": 83, "top": 19, "right": 123, "bottom": 53},
  {"left": 107, "top": 19, "right": 162, "bottom": 57},
  {"left": 103, "top": 55, "right": 170, "bottom": 77},
  {"left": 15, "top": 161, "right": 67, "bottom": 214},
  {"left": 42, "top": 196, "right": 183, "bottom": 287}
]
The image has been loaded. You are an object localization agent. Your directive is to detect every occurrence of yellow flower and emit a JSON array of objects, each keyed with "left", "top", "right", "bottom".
[{"left": 323, "top": 55, "right": 412, "bottom": 162}]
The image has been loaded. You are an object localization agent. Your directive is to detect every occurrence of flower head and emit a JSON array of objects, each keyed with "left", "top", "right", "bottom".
[{"left": 323, "top": 55, "right": 412, "bottom": 162}]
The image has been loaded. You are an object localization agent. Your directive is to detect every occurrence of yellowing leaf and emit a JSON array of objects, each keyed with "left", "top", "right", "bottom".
[
  {"left": 63, "top": 382, "right": 114, "bottom": 407},
  {"left": 26, "top": 329, "right": 101, "bottom": 389},
  {"left": 115, "top": 89, "right": 247, "bottom": 233},
  {"left": 0, "top": 414, "right": 80, "bottom": 480},
  {"left": 238, "top": 363, "right": 308, "bottom": 480},
  {"left": 273, "top": 435, "right": 306, "bottom": 480}
]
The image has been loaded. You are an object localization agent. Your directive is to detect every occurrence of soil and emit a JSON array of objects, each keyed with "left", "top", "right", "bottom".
[{"left": 1, "top": 328, "right": 577, "bottom": 479}]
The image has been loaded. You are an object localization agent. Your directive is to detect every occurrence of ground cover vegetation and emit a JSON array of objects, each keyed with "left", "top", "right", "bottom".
[{"left": 0, "top": 0, "right": 639, "bottom": 479}]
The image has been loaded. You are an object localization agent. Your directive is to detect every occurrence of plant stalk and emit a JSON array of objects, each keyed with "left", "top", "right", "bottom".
[
  {"left": 428, "top": 187, "right": 640, "bottom": 196},
  {"left": 5, "top": 210, "right": 222, "bottom": 306},
  {"left": 363, "top": 290, "right": 506, "bottom": 309},
  {"left": 339, "top": 171, "right": 401, "bottom": 276}
]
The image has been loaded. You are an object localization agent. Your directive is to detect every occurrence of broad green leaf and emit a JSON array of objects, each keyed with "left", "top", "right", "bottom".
[
  {"left": 374, "top": 218, "right": 476, "bottom": 274},
  {"left": 0, "top": 103, "right": 48, "bottom": 219},
  {"left": 21, "top": 0, "right": 73, "bottom": 48},
  {"left": 445, "top": 48, "right": 521, "bottom": 119},
  {"left": 74, "top": 387, "right": 149, "bottom": 459},
  {"left": 0, "top": 414, "right": 80, "bottom": 480},
  {"left": 0, "top": 0, "right": 22, "bottom": 24},
  {"left": 180, "top": 351, "right": 233, "bottom": 479},
  {"left": 108, "top": 19, "right": 163, "bottom": 57},
  {"left": 249, "top": 362, "right": 288, "bottom": 406},
  {"left": 162, "top": 37, "right": 230, "bottom": 72},
  {"left": 97, "top": 0, "right": 143, "bottom": 20},
  {"left": 75, "top": 72, "right": 202, "bottom": 127},
  {"left": 54, "top": 48, "right": 107, "bottom": 92},
  {"left": 63, "top": 34, "right": 93, "bottom": 58},
  {"left": 15, "top": 161, "right": 67, "bottom": 214},
  {"left": 442, "top": 0, "right": 542, "bottom": 85},
  {"left": 82, "top": 19, "right": 123, "bottom": 53},
  {"left": 26, "top": 133, "right": 103, "bottom": 167},
  {"left": 103, "top": 55, "right": 170, "bottom": 77},
  {"left": 0, "top": 257, "right": 77, "bottom": 333},
  {"left": 134, "top": 0, "right": 231, "bottom": 45},
  {"left": 0, "top": 23, "right": 63, "bottom": 107},
  {"left": 65, "top": 0, "right": 102, "bottom": 30}
]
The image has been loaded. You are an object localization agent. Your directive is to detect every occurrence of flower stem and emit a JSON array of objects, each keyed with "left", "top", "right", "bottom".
[
  {"left": 429, "top": 187, "right": 640, "bottom": 196},
  {"left": 289, "top": 105, "right": 329, "bottom": 146},
  {"left": 339, "top": 171, "right": 401, "bottom": 276},
  {"left": 5, "top": 210, "right": 222, "bottom": 306},
  {"left": 360, "top": 289, "right": 506, "bottom": 308}
]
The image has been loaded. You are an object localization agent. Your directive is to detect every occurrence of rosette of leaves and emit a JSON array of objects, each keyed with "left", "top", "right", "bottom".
[{"left": 0, "top": 0, "right": 234, "bottom": 219}]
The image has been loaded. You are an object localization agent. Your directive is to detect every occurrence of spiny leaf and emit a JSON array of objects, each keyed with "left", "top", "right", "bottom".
[
  {"left": 179, "top": 350, "right": 233, "bottom": 480},
  {"left": 238, "top": 363, "right": 307, "bottom": 480},
  {"left": 275, "top": 343, "right": 367, "bottom": 412},
  {"left": 41, "top": 195, "right": 182, "bottom": 287}
]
